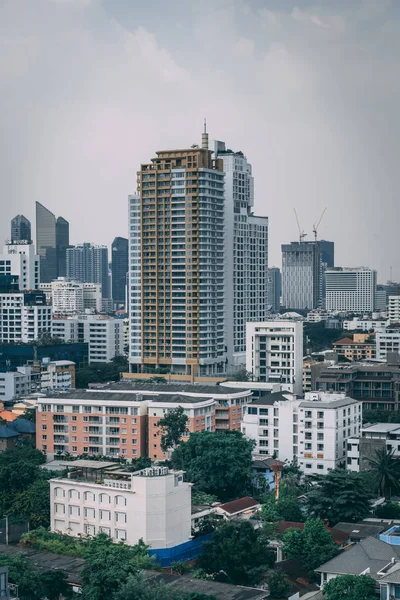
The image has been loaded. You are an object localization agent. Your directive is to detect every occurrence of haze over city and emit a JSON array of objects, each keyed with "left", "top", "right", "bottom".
[{"left": 1, "top": 0, "right": 399, "bottom": 280}]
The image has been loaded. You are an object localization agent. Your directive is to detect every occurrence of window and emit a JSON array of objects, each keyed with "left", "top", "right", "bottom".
[
  {"left": 115, "top": 495, "right": 126, "bottom": 506},
  {"left": 247, "top": 407, "right": 258, "bottom": 415},
  {"left": 100, "top": 494, "right": 111, "bottom": 504},
  {"left": 116, "top": 512, "right": 127, "bottom": 523},
  {"left": 115, "top": 529, "right": 126, "bottom": 541},
  {"left": 69, "top": 505, "right": 80, "bottom": 516},
  {"left": 100, "top": 510, "right": 111, "bottom": 521},
  {"left": 317, "top": 464, "right": 324, "bottom": 470}
]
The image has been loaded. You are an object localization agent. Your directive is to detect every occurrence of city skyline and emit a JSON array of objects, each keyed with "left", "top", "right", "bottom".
[{"left": 1, "top": 0, "right": 399, "bottom": 280}]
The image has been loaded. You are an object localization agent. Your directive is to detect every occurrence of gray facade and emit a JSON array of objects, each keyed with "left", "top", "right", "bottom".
[
  {"left": 111, "top": 237, "right": 128, "bottom": 306},
  {"left": 267, "top": 267, "right": 281, "bottom": 313},
  {"left": 67, "top": 243, "right": 110, "bottom": 299},
  {"left": 10, "top": 214, "right": 31, "bottom": 243},
  {"left": 35, "top": 202, "right": 69, "bottom": 283}
]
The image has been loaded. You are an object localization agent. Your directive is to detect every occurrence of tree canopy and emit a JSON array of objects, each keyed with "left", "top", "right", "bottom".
[
  {"left": 158, "top": 406, "right": 188, "bottom": 453},
  {"left": 0, "top": 555, "right": 72, "bottom": 600},
  {"left": 367, "top": 446, "right": 400, "bottom": 497},
  {"left": 171, "top": 430, "right": 254, "bottom": 501},
  {"left": 306, "top": 469, "right": 373, "bottom": 525},
  {"left": 267, "top": 569, "right": 290, "bottom": 599},
  {"left": 198, "top": 520, "right": 274, "bottom": 586},
  {"left": 261, "top": 483, "right": 304, "bottom": 523},
  {"left": 322, "top": 574, "right": 376, "bottom": 600},
  {"left": 282, "top": 518, "right": 338, "bottom": 574}
]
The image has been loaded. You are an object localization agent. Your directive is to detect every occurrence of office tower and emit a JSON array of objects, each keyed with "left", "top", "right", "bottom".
[
  {"left": 246, "top": 320, "right": 304, "bottom": 394},
  {"left": 325, "top": 267, "right": 377, "bottom": 312},
  {"left": 129, "top": 136, "right": 226, "bottom": 377},
  {"left": 0, "top": 241, "right": 40, "bottom": 290},
  {"left": 66, "top": 243, "right": 110, "bottom": 298},
  {"left": 11, "top": 214, "right": 31, "bottom": 243},
  {"left": 281, "top": 240, "right": 334, "bottom": 310},
  {"left": 56, "top": 217, "right": 69, "bottom": 277},
  {"left": 111, "top": 237, "right": 128, "bottom": 307},
  {"left": 214, "top": 141, "right": 268, "bottom": 368},
  {"left": 36, "top": 201, "right": 57, "bottom": 283},
  {"left": 267, "top": 267, "right": 281, "bottom": 313}
]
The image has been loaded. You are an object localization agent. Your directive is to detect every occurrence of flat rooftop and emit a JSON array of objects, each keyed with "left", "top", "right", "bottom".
[
  {"left": 96, "top": 381, "right": 250, "bottom": 394},
  {"left": 362, "top": 423, "right": 400, "bottom": 434},
  {"left": 58, "top": 459, "right": 118, "bottom": 469}
]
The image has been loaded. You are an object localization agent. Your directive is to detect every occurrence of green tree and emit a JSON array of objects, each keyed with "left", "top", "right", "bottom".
[
  {"left": 267, "top": 570, "right": 290, "bottom": 599},
  {"left": 367, "top": 446, "right": 400, "bottom": 497},
  {"left": 126, "top": 456, "right": 152, "bottom": 471},
  {"left": 0, "top": 555, "right": 72, "bottom": 600},
  {"left": 282, "top": 518, "right": 338, "bottom": 574},
  {"left": 171, "top": 430, "right": 254, "bottom": 501},
  {"left": 307, "top": 469, "right": 373, "bottom": 525},
  {"left": 198, "top": 520, "right": 274, "bottom": 586},
  {"left": 322, "top": 574, "right": 376, "bottom": 600},
  {"left": 261, "top": 484, "right": 304, "bottom": 523},
  {"left": 158, "top": 406, "right": 188, "bottom": 453},
  {"left": 376, "top": 500, "right": 400, "bottom": 519},
  {"left": 38, "top": 570, "right": 73, "bottom": 600},
  {"left": 9, "top": 479, "right": 50, "bottom": 528}
]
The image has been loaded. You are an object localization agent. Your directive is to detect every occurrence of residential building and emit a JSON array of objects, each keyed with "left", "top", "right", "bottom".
[
  {"left": 11, "top": 214, "right": 31, "bottom": 243},
  {"left": 0, "top": 291, "right": 52, "bottom": 343},
  {"left": 0, "top": 241, "right": 40, "bottom": 291},
  {"left": 347, "top": 422, "right": 400, "bottom": 472},
  {"left": 36, "top": 382, "right": 252, "bottom": 458},
  {"left": 50, "top": 463, "right": 191, "bottom": 551},
  {"left": 303, "top": 358, "right": 319, "bottom": 392},
  {"left": 0, "top": 370, "right": 31, "bottom": 401},
  {"left": 66, "top": 243, "right": 110, "bottom": 299},
  {"left": 389, "top": 296, "right": 400, "bottom": 324},
  {"left": 37, "top": 360, "right": 75, "bottom": 391},
  {"left": 214, "top": 140, "right": 269, "bottom": 368},
  {"left": 0, "top": 342, "right": 88, "bottom": 371},
  {"left": 267, "top": 268, "right": 281, "bottom": 313},
  {"left": 111, "top": 237, "right": 128, "bottom": 308},
  {"left": 325, "top": 267, "right": 377, "bottom": 312},
  {"left": 246, "top": 320, "right": 303, "bottom": 395},
  {"left": 41, "top": 278, "right": 102, "bottom": 315},
  {"left": 306, "top": 309, "right": 329, "bottom": 323},
  {"left": 241, "top": 391, "right": 362, "bottom": 474},
  {"left": 343, "top": 317, "right": 388, "bottom": 332},
  {"left": 129, "top": 135, "right": 226, "bottom": 378},
  {"left": 281, "top": 240, "right": 334, "bottom": 310},
  {"left": 376, "top": 327, "right": 400, "bottom": 361},
  {"left": 314, "top": 360, "right": 400, "bottom": 410},
  {"left": 375, "top": 287, "right": 388, "bottom": 312},
  {"left": 52, "top": 314, "right": 124, "bottom": 363},
  {"left": 36, "top": 202, "right": 69, "bottom": 283},
  {"left": 0, "top": 418, "right": 36, "bottom": 452},
  {"left": 332, "top": 333, "right": 376, "bottom": 361}
]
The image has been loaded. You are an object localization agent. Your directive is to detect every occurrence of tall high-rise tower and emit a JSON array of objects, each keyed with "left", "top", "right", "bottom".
[
  {"left": 111, "top": 237, "right": 128, "bottom": 307},
  {"left": 66, "top": 243, "right": 110, "bottom": 299},
  {"left": 11, "top": 215, "right": 31, "bottom": 243},
  {"left": 214, "top": 140, "right": 268, "bottom": 369},
  {"left": 56, "top": 217, "right": 70, "bottom": 278},
  {"left": 129, "top": 138, "right": 226, "bottom": 377},
  {"left": 36, "top": 202, "right": 57, "bottom": 283}
]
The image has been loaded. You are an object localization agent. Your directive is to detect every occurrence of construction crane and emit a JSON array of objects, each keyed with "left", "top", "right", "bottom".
[
  {"left": 293, "top": 208, "right": 307, "bottom": 243},
  {"left": 313, "top": 207, "right": 327, "bottom": 242}
]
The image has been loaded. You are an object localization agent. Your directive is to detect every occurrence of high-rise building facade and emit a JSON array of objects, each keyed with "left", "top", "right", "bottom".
[
  {"left": 0, "top": 242, "right": 40, "bottom": 290},
  {"left": 0, "top": 291, "right": 52, "bottom": 343},
  {"left": 66, "top": 243, "right": 110, "bottom": 299},
  {"left": 11, "top": 214, "right": 31, "bottom": 243},
  {"left": 35, "top": 202, "right": 69, "bottom": 283},
  {"left": 389, "top": 296, "right": 400, "bottom": 324},
  {"left": 267, "top": 267, "right": 281, "bottom": 313},
  {"left": 129, "top": 140, "right": 226, "bottom": 377},
  {"left": 56, "top": 217, "right": 70, "bottom": 278},
  {"left": 281, "top": 240, "right": 334, "bottom": 310},
  {"left": 214, "top": 141, "right": 268, "bottom": 368},
  {"left": 325, "top": 268, "right": 377, "bottom": 312},
  {"left": 111, "top": 237, "right": 128, "bottom": 307}
]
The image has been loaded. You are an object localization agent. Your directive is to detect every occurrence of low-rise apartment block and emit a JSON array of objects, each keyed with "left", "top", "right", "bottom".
[
  {"left": 0, "top": 291, "right": 52, "bottom": 344},
  {"left": 241, "top": 391, "right": 362, "bottom": 474},
  {"left": 332, "top": 334, "right": 375, "bottom": 361},
  {"left": 343, "top": 317, "right": 388, "bottom": 332},
  {"left": 36, "top": 382, "right": 252, "bottom": 459},
  {"left": 376, "top": 327, "right": 400, "bottom": 361},
  {"left": 347, "top": 422, "right": 400, "bottom": 472},
  {"left": 50, "top": 462, "right": 191, "bottom": 550},
  {"left": 389, "top": 296, "right": 400, "bottom": 324}
]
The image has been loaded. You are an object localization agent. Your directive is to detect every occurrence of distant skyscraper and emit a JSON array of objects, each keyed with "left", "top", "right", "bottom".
[
  {"left": 66, "top": 243, "right": 110, "bottom": 298},
  {"left": 11, "top": 214, "right": 31, "bottom": 243},
  {"left": 281, "top": 240, "right": 334, "bottom": 310},
  {"left": 267, "top": 267, "right": 281, "bottom": 313},
  {"left": 56, "top": 217, "right": 69, "bottom": 277},
  {"left": 214, "top": 140, "right": 268, "bottom": 368},
  {"left": 111, "top": 237, "right": 128, "bottom": 307},
  {"left": 325, "top": 267, "right": 377, "bottom": 312}
]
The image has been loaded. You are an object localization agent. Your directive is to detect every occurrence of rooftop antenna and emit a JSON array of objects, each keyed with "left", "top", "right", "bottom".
[
  {"left": 202, "top": 118, "right": 209, "bottom": 150},
  {"left": 293, "top": 208, "right": 307, "bottom": 243}
]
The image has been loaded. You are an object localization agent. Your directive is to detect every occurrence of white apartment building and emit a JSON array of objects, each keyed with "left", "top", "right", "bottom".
[
  {"left": 325, "top": 268, "right": 377, "bottom": 312},
  {"left": 389, "top": 296, "right": 400, "bottom": 324},
  {"left": 40, "top": 279, "right": 102, "bottom": 314},
  {"left": 347, "top": 423, "right": 400, "bottom": 472},
  {"left": 0, "top": 370, "right": 31, "bottom": 402},
  {"left": 52, "top": 315, "right": 124, "bottom": 363},
  {"left": 50, "top": 464, "right": 191, "bottom": 550},
  {"left": 0, "top": 291, "right": 52, "bottom": 343},
  {"left": 306, "top": 310, "right": 329, "bottom": 323},
  {"left": 241, "top": 391, "right": 362, "bottom": 474},
  {"left": 246, "top": 320, "right": 303, "bottom": 395},
  {"left": 214, "top": 141, "right": 268, "bottom": 368},
  {"left": 0, "top": 242, "right": 39, "bottom": 290},
  {"left": 343, "top": 317, "right": 388, "bottom": 332},
  {"left": 376, "top": 328, "right": 400, "bottom": 361}
]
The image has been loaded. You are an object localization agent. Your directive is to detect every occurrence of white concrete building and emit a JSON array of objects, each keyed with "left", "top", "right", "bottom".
[
  {"left": 50, "top": 463, "right": 191, "bottom": 550},
  {"left": 241, "top": 391, "right": 362, "bottom": 474},
  {"left": 246, "top": 320, "right": 303, "bottom": 395},
  {"left": 0, "top": 242, "right": 40, "bottom": 290},
  {"left": 0, "top": 291, "right": 52, "bottom": 343},
  {"left": 52, "top": 315, "right": 124, "bottom": 363},
  {"left": 347, "top": 423, "right": 400, "bottom": 472},
  {"left": 389, "top": 296, "right": 400, "bottom": 324},
  {"left": 0, "top": 370, "right": 31, "bottom": 402},
  {"left": 40, "top": 279, "right": 102, "bottom": 314},
  {"left": 306, "top": 310, "right": 329, "bottom": 323},
  {"left": 376, "top": 328, "right": 400, "bottom": 361},
  {"left": 325, "top": 268, "right": 377, "bottom": 312},
  {"left": 214, "top": 141, "right": 269, "bottom": 368},
  {"left": 343, "top": 317, "right": 388, "bottom": 332}
]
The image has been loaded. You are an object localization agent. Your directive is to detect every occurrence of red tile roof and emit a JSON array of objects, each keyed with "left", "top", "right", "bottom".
[
  {"left": 218, "top": 496, "right": 260, "bottom": 515},
  {"left": 278, "top": 521, "right": 348, "bottom": 545},
  {"left": 333, "top": 338, "right": 357, "bottom": 345}
]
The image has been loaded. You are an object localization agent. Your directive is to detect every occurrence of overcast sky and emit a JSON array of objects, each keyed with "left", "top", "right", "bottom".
[{"left": 1, "top": 0, "right": 399, "bottom": 281}]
